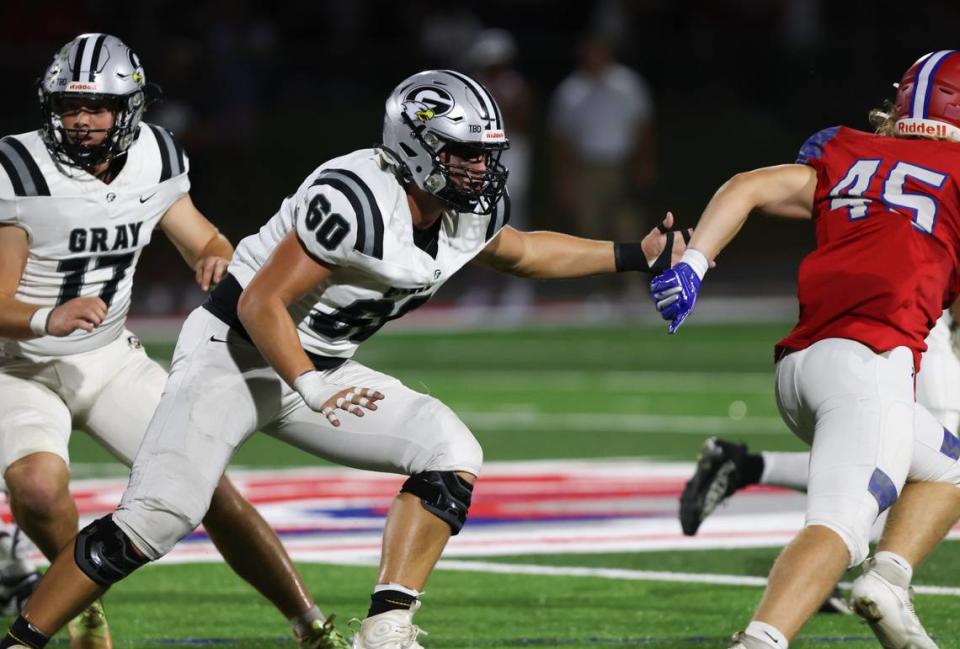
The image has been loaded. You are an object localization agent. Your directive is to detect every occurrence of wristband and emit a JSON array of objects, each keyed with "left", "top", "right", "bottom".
[
  {"left": 29, "top": 307, "right": 53, "bottom": 336},
  {"left": 681, "top": 248, "right": 710, "bottom": 280},
  {"left": 613, "top": 242, "right": 650, "bottom": 272},
  {"left": 293, "top": 369, "right": 324, "bottom": 395}
]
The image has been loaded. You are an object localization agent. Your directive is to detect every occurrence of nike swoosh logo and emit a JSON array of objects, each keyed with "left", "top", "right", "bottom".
[
  {"left": 209, "top": 335, "right": 229, "bottom": 343},
  {"left": 139, "top": 193, "right": 157, "bottom": 203}
]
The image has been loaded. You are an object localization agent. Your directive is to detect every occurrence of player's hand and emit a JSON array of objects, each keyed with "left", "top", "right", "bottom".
[
  {"left": 47, "top": 296, "right": 107, "bottom": 336},
  {"left": 293, "top": 370, "right": 385, "bottom": 426},
  {"left": 194, "top": 256, "right": 229, "bottom": 291},
  {"left": 641, "top": 212, "right": 693, "bottom": 272},
  {"left": 316, "top": 386, "right": 385, "bottom": 427},
  {"left": 650, "top": 263, "right": 701, "bottom": 334}
]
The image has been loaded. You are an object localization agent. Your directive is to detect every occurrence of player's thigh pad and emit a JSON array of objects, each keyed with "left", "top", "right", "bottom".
[
  {"left": 791, "top": 340, "right": 916, "bottom": 566},
  {"left": 908, "top": 403, "right": 960, "bottom": 485},
  {"left": 114, "top": 308, "right": 280, "bottom": 559},
  {"left": 270, "top": 360, "right": 483, "bottom": 476},
  {"left": 917, "top": 314, "right": 960, "bottom": 419},
  {"left": 0, "top": 369, "right": 71, "bottom": 473},
  {"left": 80, "top": 333, "right": 168, "bottom": 465}
]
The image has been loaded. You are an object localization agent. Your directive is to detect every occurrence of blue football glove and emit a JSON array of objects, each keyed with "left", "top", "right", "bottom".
[{"left": 650, "top": 262, "right": 702, "bottom": 334}]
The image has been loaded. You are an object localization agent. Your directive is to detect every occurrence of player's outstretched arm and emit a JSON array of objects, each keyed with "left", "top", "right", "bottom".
[
  {"left": 686, "top": 163, "right": 816, "bottom": 261},
  {"left": 0, "top": 224, "right": 106, "bottom": 338},
  {"left": 650, "top": 164, "right": 817, "bottom": 334},
  {"left": 473, "top": 212, "right": 688, "bottom": 279},
  {"left": 159, "top": 194, "right": 233, "bottom": 291},
  {"left": 237, "top": 231, "right": 382, "bottom": 425}
]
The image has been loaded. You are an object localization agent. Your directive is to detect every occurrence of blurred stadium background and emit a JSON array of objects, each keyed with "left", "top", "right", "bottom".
[{"left": 4, "top": 1, "right": 960, "bottom": 647}]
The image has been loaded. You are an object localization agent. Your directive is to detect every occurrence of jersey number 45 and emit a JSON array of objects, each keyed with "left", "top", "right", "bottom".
[{"left": 829, "top": 159, "right": 947, "bottom": 233}]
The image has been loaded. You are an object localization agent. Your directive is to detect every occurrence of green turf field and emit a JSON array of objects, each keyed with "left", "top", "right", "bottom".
[{"left": 52, "top": 322, "right": 960, "bottom": 648}]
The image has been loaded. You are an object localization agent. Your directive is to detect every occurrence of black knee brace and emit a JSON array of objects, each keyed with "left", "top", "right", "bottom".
[
  {"left": 74, "top": 515, "right": 150, "bottom": 586},
  {"left": 400, "top": 471, "right": 474, "bottom": 535}
]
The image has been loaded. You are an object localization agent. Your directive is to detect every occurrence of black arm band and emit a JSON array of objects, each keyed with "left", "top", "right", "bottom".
[{"left": 614, "top": 242, "right": 651, "bottom": 273}]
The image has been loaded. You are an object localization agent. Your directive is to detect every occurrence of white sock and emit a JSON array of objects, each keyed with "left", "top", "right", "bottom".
[
  {"left": 873, "top": 551, "right": 913, "bottom": 586},
  {"left": 289, "top": 605, "right": 324, "bottom": 638},
  {"left": 745, "top": 621, "right": 788, "bottom": 649},
  {"left": 374, "top": 582, "right": 420, "bottom": 598},
  {"left": 759, "top": 452, "right": 810, "bottom": 491}
]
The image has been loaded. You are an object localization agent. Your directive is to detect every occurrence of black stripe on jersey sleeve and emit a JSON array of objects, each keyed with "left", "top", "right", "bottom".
[
  {"left": 171, "top": 134, "right": 186, "bottom": 176},
  {"left": 312, "top": 176, "right": 366, "bottom": 254},
  {"left": 0, "top": 146, "right": 25, "bottom": 197},
  {"left": 87, "top": 34, "right": 107, "bottom": 81},
  {"left": 485, "top": 192, "right": 511, "bottom": 241},
  {"left": 147, "top": 124, "right": 173, "bottom": 181},
  {"left": 0, "top": 137, "right": 50, "bottom": 196},
  {"left": 328, "top": 168, "right": 384, "bottom": 259},
  {"left": 72, "top": 36, "right": 88, "bottom": 82}
]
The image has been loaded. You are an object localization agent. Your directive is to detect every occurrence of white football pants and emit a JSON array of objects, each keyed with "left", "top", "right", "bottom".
[
  {"left": 775, "top": 338, "right": 960, "bottom": 566},
  {"left": 0, "top": 331, "right": 166, "bottom": 473},
  {"left": 114, "top": 307, "right": 483, "bottom": 559}
]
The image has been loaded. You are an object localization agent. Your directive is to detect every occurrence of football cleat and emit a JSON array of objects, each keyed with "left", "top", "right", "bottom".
[
  {"left": 851, "top": 557, "right": 938, "bottom": 649},
  {"left": 0, "top": 528, "right": 41, "bottom": 616},
  {"left": 67, "top": 599, "right": 113, "bottom": 649},
  {"left": 352, "top": 601, "right": 426, "bottom": 649},
  {"left": 679, "top": 438, "right": 751, "bottom": 536},
  {"left": 819, "top": 586, "right": 854, "bottom": 615},
  {"left": 297, "top": 615, "right": 351, "bottom": 649}
]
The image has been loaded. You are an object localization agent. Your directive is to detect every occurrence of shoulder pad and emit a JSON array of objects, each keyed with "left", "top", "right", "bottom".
[
  {"left": 0, "top": 136, "right": 50, "bottom": 197},
  {"left": 796, "top": 126, "right": 841, "bottom": 165},
  {"left": 144, "top": 123, "right": 188, "bottom": 182}
]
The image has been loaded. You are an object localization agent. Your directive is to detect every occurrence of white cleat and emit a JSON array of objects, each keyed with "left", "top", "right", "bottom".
[
  {"left": 352, "top": 603, "right": 426, "bottom": 649},
  {"left": 850, "top": 558, "right": 938, "bottom": 649}
]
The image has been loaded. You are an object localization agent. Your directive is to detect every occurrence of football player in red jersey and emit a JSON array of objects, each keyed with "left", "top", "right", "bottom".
[{"left": 651, "top": 51, "right": 960, "bottom": 649}]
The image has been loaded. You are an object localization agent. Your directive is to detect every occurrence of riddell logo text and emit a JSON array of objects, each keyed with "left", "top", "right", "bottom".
[
  {"left": 66, "top": 82, "right": 97, "bottom": 91},
  {"left": 897, "top": 121, "right": 949, "bottom": 137}
]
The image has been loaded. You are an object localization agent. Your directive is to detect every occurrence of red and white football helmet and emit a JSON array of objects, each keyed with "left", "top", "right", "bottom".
[{"left": 894, "top": 50, "right": 960, "bottom": 141}]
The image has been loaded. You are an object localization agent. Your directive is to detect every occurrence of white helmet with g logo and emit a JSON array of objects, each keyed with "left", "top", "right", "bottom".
[{"left": 382, "top": 69, "right": 509, "bottom": 215}]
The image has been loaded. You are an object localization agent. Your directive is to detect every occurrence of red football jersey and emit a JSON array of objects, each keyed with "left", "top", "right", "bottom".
[{"left": 777, "top": 126, "right": 960, "bottom": 369}]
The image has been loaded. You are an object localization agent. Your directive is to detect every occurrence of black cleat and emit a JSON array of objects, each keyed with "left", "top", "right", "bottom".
[
  {"left": 679, "top": 437, "right": 752, "bottom": 536},
  {"left": 818, "top": 586, "right": 854, "bottom": 615}
]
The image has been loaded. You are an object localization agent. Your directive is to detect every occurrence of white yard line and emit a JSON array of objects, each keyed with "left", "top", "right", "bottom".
[
  {"left": 427, "top": 560, "right": 960, "bottom": 598},
  {"left": 459, "top": 411, "right": 788, "bottom": 434}
]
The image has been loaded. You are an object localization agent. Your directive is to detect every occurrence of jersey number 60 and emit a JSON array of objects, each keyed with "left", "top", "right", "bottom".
[{"left": 304, "top": 193, "right": 350, "bottom": 250}]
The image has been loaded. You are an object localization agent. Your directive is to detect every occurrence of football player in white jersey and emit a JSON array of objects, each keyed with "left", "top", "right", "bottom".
[
  {"left": 0, "top": 69, "right": 690, "bottom": 649},
  {"left": 0, "top": 34, "right": 349, "bottom": 649}
]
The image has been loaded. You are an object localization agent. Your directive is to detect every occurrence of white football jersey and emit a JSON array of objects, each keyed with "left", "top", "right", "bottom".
[
  {"left": 0, "top": 124, "right": 189, "bottom": 357},
  {"left": 229, "top": 148, "right": 510, "bottom": 359}
]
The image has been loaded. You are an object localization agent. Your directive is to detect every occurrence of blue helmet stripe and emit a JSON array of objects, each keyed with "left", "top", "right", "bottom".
[{"left": 912, "top": 50, "right": 958, "bottom": 119}]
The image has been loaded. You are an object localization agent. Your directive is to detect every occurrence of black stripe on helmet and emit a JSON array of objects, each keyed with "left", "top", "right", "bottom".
[
  {"left": 72, "top": 36, "right": 89, "bottom": 82},
  {"left": 441, "top": 69, "right": 501, "bottom": 130},
  {"left": 87, "top": 34, "right": 108, "bottom": 82}
]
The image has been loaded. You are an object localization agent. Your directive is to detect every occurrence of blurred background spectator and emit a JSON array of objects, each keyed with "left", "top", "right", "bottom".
[
  {"left": 549, "top": 29, "right": 655, "bottom": 304},
  {"left": 0, "top": 0, "right": 956, "bottom": 321}
]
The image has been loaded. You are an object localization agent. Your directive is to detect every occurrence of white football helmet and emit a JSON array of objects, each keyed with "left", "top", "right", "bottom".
[
  {"left": 382, "top": 69, "right": 509, "bottom": 215},
  {"left": 38, "top": 33, "right": 157, "bottom": 167}
]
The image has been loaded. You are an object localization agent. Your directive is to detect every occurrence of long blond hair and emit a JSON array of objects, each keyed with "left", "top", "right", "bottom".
[{"left": 868, "top": 100, "right": 898, "bottom": 137}]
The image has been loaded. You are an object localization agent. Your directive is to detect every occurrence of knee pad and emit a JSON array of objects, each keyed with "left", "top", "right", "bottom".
[
  {"left": 400, "top": 471, "right": 474, "bottom": 535},
  {"left": 74, "top": 515, "right": 150, "bottom": 586}
]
